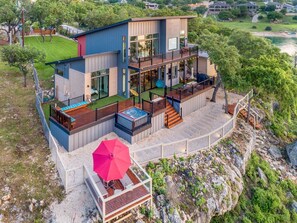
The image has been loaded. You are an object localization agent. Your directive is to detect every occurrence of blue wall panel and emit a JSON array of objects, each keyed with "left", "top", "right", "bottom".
[{"left": 49, "top": 119, "right": 69, "bottom": 151}]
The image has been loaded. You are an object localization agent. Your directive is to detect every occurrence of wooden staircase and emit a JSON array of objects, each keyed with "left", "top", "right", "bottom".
[
  {"left": 228, "top": 103, "right": 262, "bottom": 129},
  {"left": 165, "top": 101, "right": 183, "bottom": 128}
]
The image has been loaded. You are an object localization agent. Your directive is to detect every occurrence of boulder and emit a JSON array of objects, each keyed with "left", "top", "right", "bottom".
[
  {"left": 286, "top": 141, "right": 297, "bottom": 166},
  {"left": 168, "top": 209, "right": 183, "bottom": 223},
  {"left": 268, "top": 146, "right": 282, "bottom": 159},
  {"left": 257, "top": 167, "right": 268, "bottom": 183},
  {"left": 291, "top": 200, "right": 297, "bottom": 213}
]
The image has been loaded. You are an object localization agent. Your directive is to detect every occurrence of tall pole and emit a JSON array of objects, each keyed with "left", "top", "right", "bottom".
[{"left": 21, "top": 7, "right": 25, "bottom": 47}]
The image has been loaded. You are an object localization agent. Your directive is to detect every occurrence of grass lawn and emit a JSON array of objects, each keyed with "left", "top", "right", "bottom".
[
  {"left": 25, "top": 36, "right": 77, "bottom": 89},
  {"left": 219, "top": 20, "right": 297, "bottom": 32},
  {"left": 0, "top": 46, "right": 63, "bottom": 222}
]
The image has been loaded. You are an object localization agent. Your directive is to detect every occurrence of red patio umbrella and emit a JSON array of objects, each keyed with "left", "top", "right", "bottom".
[{"left": 92, "top": 139, "right": 131, "bottom": 182}]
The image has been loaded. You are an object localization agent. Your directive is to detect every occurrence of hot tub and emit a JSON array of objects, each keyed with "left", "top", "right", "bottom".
[{"left": 117, "top": 107, "right": 148, "bottom": 130}]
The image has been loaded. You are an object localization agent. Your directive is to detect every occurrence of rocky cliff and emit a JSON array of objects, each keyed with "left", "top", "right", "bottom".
[{"left": 136, "top": 119, "right": 256, "bottom": 223}]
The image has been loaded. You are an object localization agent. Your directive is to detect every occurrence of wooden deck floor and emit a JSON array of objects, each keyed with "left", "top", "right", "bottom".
[
  {"left": 167, "top": 84, "right": 212, "bottom": 102},
  {"left": 65, "top": 107, "right": 96, "bottom": 129},
  {"left": 90, "top": 169, "right": 151, "bottom": 218}
]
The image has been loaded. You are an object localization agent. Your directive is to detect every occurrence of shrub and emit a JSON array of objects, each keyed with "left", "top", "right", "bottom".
[
  {"left": 293, "top": 16, "right": 297, "bottom": 20},
  {"left": 252, "top": 26, "right": 257, "bottom": 29},
  {"left": 258, "top": 15, "right": 264, "bottom": 20},
  {"left": 265, "top": 26, "right": 272, "bottom": 31}
]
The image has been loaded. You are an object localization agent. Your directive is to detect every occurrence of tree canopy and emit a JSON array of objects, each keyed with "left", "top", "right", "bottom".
[{"left": 1, "top": 44, "right": 45, "bottom": 87}]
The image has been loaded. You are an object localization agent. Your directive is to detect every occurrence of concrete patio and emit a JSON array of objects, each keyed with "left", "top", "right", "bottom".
[{"left": 58, "top": 89, "right": 243, "bottom": 170}]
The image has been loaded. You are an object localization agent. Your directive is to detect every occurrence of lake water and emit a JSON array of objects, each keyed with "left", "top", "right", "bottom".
[{"left": 266, "top": 37, "right": 297, "bottom": 56}]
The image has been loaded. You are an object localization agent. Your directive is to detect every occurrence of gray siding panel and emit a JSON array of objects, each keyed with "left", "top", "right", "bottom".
[
  {"left": 180, "top": 88, "right": 213, "bottom": 117},
  {"left": 68, "top": 118, "right": 114, "bottom": 152},
  {"left": 128, "top": 21, "right": 160, "bottom": 36},
  {"left": 85, "top": 53, "right": 118, "bottom": 73},
  {"left": 114, "top": 112, "right": 164, "bottom": 144}
]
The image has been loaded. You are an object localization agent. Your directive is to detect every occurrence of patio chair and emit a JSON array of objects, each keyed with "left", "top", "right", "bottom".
[{"left": 119, "top": 173, "right": 133, "bottom": 189}]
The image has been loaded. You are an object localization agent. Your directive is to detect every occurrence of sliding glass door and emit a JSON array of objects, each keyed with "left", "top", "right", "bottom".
[{"left": 91, "top": 69, "right": 109, "bottom": 101}]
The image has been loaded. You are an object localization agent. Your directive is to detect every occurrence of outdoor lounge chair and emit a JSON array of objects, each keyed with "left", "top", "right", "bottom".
[
  {"left": 119, "top": 173, "right": 133, "bottom": 189},
  {"left": 93, "top": 175, "right": 108, "bottom": 198}
]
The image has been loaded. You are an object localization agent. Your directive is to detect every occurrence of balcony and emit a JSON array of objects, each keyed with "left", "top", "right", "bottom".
[
  {"left": 84, "top": 157, "right": 152, "bottom": 223},
  {"left": 129, "top": 46, "right": 199, "bottom": 70}
]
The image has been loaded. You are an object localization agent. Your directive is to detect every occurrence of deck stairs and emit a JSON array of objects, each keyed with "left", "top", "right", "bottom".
[
  {"left": 228, "top": 102, "right": 262, "bottom": 129},
  {"left": 165, "top": 101, "right": 183, "bottom": 128}
]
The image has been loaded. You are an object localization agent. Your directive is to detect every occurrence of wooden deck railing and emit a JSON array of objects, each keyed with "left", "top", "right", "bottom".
[
  {"left": 83, "top": 157, "right": 152, "bottom": 223},
  {"left": 166, "top": 76, "right": 216, "bottom": 102},
  {"left": 129, "top": 46, "right": 199, "bottom": 69},
  {"left": 50, "top": 97, "right": 136, "bottom": 131},
  {"left": 131, "top": 90, "right": 258, "bottom": 165}
]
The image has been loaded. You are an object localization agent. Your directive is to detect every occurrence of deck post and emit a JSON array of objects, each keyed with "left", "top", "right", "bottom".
[
  {"left": 196, "top": 55, "right": 199, "bottom": 76},
  {"left": 95, "top": 108, "right": 98, "bottom": 121},
  {"left": 170, "top": 63, "right": 173, "bottom": 91},
  {"left": 172, "top": 51, "right": 174, "bottom": 60},
  {"left": 183, "top": 60, "right": 186, "bottom": 84},
  {"left": 138, "top": 71, "right": 141, "bottom": 104}
]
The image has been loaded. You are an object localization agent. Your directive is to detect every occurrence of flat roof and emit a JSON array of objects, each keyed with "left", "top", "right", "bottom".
[
  {"left": 72, "top": 15, "right": 196, "bottom": 38},
  {"left": 45, "top": 56, "right": 84, "bottom": 65}
]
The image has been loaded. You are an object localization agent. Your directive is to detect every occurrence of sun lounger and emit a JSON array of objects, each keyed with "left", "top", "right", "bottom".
[
  {"left": 119, "top": 173, "right": 133, "bottom": 189},
  {"left": 60, "top": 101, "right": 89, "bottom": 112},
  {"left": 93, "top": 175, "right": 108, "bottom": 198}
]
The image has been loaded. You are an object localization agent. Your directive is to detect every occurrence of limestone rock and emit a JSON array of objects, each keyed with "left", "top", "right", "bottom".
[
  {"left": 29, "top": 203, "right": 34, "bottom": 212},
  {"left": 286, "top": 141, "right": 297, "bottom": 166},
  {"left": 268, "top": 146, "right": 282, "bottom": 159},
  {"left": 168, "top": 209, "right": 183, "bottom": 223},
  {"left": 1, "top": 194, "right": 11, "bottom": 201},
  {"left": 257, "top": 167, "right": 268, "bottom": 183}
]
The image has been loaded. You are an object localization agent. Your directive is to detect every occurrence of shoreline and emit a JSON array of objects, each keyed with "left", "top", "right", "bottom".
[{"left": 252, "top": 31, "right": 297, "bottom": 38}]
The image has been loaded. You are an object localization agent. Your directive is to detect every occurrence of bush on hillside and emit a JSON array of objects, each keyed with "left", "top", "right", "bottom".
[{"left": 265, "top": 26, "right": 272, "bottom": 31}]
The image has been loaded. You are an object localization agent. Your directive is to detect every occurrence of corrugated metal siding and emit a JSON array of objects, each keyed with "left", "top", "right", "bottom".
[
  {"left": 68, "top": 118, "right": 115, "bottom": 152},
  {"left": 114, "top": 112, "right": 165, "bottom": 144},
  {"left": 85, "top": 53, "right": 117, "bottom": 73},
  {"left": 180, "top": 19, "right": 188, "bottom": 37},
  {"left": 69, "top": 68, "right": 85, "bottom": 99},
  {"left": 180, "top": 89, "right": 214, "bottom": 117},
  {"left": 50, "top": 120, "right": 69, "bottom": 151},
  {"left": 128, "top": 21, "right": 160, "bottom": 36},
  {"left": 86, "top": 24, "right": 128, "bottom": 55},
  {"left": 151, "top": 112, "right": 165, "bottom": 133}
]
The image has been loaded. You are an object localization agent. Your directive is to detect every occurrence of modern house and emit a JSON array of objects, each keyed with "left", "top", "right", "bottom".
[
  {"left": 282, "top": 3, "right": 297, "bottom": 12},
  {"left": 208, "top": 1, "right": 232, "bottom": 14},
  {"left": 236, "top": 2, "right": 258, "bottom": 14},
  {"left": 144, "top": 1, "right": 159, "bottom": 10},
  {"left": 47, "top": 16, "right": 217, "bottom": 152},
  {"left": 48, "top": 16, "right": 214, "bottom": 102}
]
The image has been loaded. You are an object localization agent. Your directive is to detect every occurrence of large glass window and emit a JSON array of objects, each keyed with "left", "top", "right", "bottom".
[
  {"left": 129, "top": 33, "right": 159, "bottom": 60},
  {"left": 91, "top": 69, "right": 109, "bottom": 100},
  {"left": 122, "top": 36, "right": 127, "bottom": 63},
  {"left": 168, "top": 37, "right": 178, "bottom": 51},
  {"left": 122, "top": 68, "right": 126, "bottom": 95}
]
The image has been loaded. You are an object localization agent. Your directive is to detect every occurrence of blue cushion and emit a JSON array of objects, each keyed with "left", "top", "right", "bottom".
[{"left": 61, "top": 101, "right": 88, "bottom": 112}]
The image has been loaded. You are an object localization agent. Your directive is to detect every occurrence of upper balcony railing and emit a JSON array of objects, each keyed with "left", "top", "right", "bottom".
[{"left": 129, "top": 46, "right": 199, "bottom": 69}]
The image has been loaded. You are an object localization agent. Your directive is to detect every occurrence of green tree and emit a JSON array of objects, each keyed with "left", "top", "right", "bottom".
[
  {"left": 0, "top": 0, "right": 30, "bottom": 43},
  {"left": 218, "top": 11, "right": 234, "bottom": 20},
  {"left": 197, "top": 32, "right": 241, "bottom": 113},
  {"left": 195, "top": 6, "right": 207, "bottom": 15},
  {"left": 1, "top": 44, "right": 45, "bottom": 87},
  {"left": 267, "top": 11, "right": 283, "bottom": 21}
]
